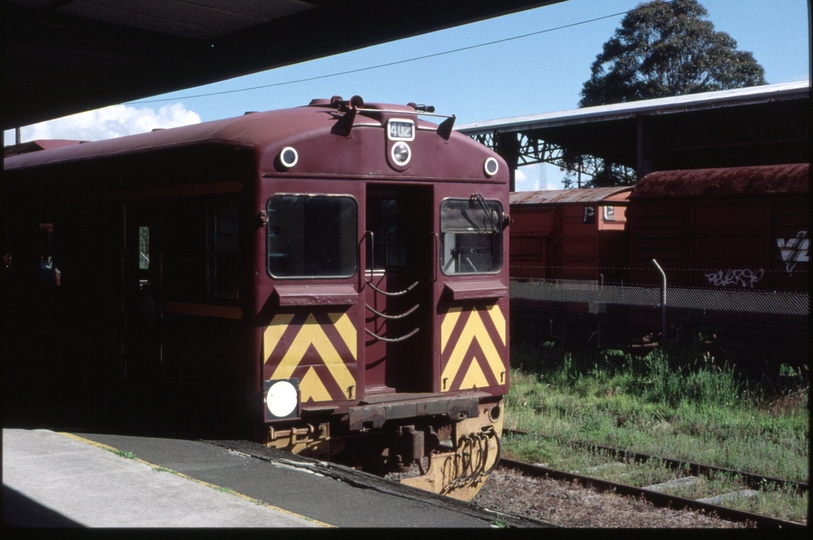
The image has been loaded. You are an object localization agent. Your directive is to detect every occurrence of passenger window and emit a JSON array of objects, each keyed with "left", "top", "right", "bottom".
[
  {"left": 139, "top": 226, "right": 150, "bottom": 269},
  {"left": 211, "top": 205, "right": 240, "bottom": 299},
  {"left": 267, "top": 195, "right": 357, "bottom": 278},
  {"left": 440, "top": 198, "right": 503, "bottom": 275},
  {"left": 39, "top": 222, "right": 61, "bottom": 286}
]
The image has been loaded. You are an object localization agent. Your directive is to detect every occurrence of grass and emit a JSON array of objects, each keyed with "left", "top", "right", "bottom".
[{"left": 503, "top": 338, "right": 809, "bottom": 523}]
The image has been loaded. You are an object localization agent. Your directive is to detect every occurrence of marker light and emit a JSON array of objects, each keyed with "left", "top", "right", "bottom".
[
  {"left": 278, "top": 147, "right": 298, "bottom": 169},
  {"left": 484, "top": 157, "right": 499, "bottom": 177}
]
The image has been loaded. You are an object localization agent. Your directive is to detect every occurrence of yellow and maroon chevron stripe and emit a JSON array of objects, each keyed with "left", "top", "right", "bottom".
[
  {"left": 263, "top": 312, "right": 357, "bottom": 403},
  {"left": 440, "top": 304, "right": 507, "bottom": 392}
]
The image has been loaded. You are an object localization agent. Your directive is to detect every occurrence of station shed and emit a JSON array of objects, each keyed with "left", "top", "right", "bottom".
[{"left": 459, "top": 81, "right": 810, "bottom": 190}]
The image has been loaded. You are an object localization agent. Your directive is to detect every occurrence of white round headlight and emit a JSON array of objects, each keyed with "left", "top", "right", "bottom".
[
  {"left": 266, "top": 380, "right": 298, "bottom": 418},
  {"left": 391, "top": 141, "right": 411, "bottom": 166}
]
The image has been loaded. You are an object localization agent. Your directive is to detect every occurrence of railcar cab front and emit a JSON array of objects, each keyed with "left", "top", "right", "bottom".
[{"left": 255, "top": 98, "right": 510, "bottom": 481}]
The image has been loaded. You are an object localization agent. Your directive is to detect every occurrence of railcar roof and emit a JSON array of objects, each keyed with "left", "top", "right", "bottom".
[
  {"left": 510, "top": 186, "right": 633, "bottom": 205},
  {"left": 631, "top": 163, "right": 809, "bottom": 199},
  {"left": 3, "top": 139, "right": 84, "bottom": 158},
  {"left": 3, "top": 101, "right": 445, "bottom": 170}
]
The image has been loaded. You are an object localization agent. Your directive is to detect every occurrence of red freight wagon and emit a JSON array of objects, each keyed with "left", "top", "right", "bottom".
[
  {"left": 3, "top": 96, "right": 511, "bottom": 500},
  {"left": 626, "top": 163, "right": 809, "bottom": 340},
  {"left": 509, "top": 187, "right": 632, "bottom": 345},
  {"left": 510, "top": 187, "right": 632, "bottom": 283}
]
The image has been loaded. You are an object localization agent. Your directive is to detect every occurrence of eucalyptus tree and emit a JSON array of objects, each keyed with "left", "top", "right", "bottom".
[
  {"left": 565, "top": 0, "right": 766, "bottom": 187},
  {"left": 579, "top": 0, "right": 767, "bottom": 107}
]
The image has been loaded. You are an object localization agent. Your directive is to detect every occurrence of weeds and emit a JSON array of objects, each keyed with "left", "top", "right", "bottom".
[
  {"left": 503, "top": 337, "right": 809, "bottom": 522},
  {"left": 109, "top": 449, "right": 137, "bottom": 460}
]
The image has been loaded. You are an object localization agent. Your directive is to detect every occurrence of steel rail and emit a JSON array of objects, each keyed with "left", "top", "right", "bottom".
[
  {"left": 503, "top": 429, "right": 808, "bottom": 494},
  {"left": 498, "top": 458, "right": 805, "bottom": 529}
]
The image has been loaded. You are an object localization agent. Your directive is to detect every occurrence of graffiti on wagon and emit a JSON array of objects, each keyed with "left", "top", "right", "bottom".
[
  {"left": 777, "top": 231, "right": 809, "bottom": 274},
  {"left": 705, "top": 268, "right": 765, "bottom": 288}
]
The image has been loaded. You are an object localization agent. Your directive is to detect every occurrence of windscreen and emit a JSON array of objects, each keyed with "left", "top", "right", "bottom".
[
  {"left": 440, "top": 198, "right": 503, "bottom": 275},
  {"left": 267, "top": 195, "right": 357, "bottom": 278}
]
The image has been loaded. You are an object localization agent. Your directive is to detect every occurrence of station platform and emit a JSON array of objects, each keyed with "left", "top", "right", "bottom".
[{"left": 3, "top": 428, "right": 547, "bottom": 528}]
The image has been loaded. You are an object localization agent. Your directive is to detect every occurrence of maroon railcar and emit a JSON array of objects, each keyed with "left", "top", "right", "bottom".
[
  {"left": 3, "top": 96, "right": 510, "bottom": 500},
  {"left": 626, "top": 163, "right": 809, "bottom": 341}
]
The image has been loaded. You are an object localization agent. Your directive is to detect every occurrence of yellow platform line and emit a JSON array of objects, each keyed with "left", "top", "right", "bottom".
[{"left": 59, "top": 432, "right": 333, "bottom": 528}]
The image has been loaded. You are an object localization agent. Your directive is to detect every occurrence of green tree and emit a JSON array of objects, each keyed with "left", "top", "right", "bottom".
[
  {"left": 564, "top": 0, "right": 767, "bottom": 187},
  {"left": 579, "top": 0, "right": 767, "bottom": 107}
]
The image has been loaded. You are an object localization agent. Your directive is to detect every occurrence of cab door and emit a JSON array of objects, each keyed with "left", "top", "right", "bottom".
[
  {"left": 122, "top": 201, "right": 164, "bottom": 425},
  {"left": 363, "top": 185, "right": 434, "bottom": 394}
]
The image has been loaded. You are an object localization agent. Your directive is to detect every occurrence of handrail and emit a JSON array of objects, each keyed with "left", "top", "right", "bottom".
[
  {"left": 364, "top": 327, "right": 419, "bottom": 342},
  {"left": 364, "top": 230, "right": 374, "bottom": 285},
  {"left": 364, "top": 303, "right": 420, "bottom": 320},
  {"left": 431, "top": 232, "right": 438, "bottom": 282},
  {"left": 366, "top": 280, "right": 418, "bottom": 297}
]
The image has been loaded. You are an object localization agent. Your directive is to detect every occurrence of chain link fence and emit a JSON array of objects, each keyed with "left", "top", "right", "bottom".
[{"left": 510, "top": 280, "right": 808, "bottom": 316}]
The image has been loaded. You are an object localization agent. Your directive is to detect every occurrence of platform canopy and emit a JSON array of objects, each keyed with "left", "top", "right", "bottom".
[
  {"left": 3, "top": 0, "right": 562, "bottom": 131},
  {"left": 458, "top": 81, "right": 810, "bottom": 189}
]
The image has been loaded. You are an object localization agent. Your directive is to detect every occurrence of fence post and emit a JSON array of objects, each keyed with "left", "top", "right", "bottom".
[{"left": 652, "top": 259, "right": 667, "bottom": 341}]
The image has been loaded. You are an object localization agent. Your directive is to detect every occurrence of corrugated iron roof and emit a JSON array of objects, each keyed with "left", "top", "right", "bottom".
[
  {"left": 510, "top": 186, "right": 633, "bottom": 205},
  {"left": 458, "top": 81, "right": 809, "bottom": 135},
  {"left": 631, "top": 163, "right": 809, "bottom": 199}
]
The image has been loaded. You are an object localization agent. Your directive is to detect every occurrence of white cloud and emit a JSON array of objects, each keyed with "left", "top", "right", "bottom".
[
  {"left": 4, "top": 103, "right": 201, "bottom": 145},
  {"left": 514, "top": 167, "right": 530, "bottom": 188},
  {"left": 513, "top": 163, "right": 566, "bottom": 192}
]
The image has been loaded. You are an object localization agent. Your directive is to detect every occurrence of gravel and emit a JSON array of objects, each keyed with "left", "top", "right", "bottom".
[{"left": 472, "top": 468, "right": 751, "bottom": 528}]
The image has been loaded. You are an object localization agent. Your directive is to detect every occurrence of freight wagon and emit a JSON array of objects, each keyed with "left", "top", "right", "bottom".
[{"left": 509, "top": 164, "right": 809, "bottom": 361}]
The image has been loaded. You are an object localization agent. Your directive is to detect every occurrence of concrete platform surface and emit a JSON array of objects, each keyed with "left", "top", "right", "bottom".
[
  {"left": 4, "top": 428, "right": 547, "bottom": 528},
  {"left": 3, "top": 429, "right": 322, "bottom": 528}
]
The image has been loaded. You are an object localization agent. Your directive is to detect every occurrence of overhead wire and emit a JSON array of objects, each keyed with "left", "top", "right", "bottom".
[{"left": 127, "top": 6, "right": 649, "bottom": 105}]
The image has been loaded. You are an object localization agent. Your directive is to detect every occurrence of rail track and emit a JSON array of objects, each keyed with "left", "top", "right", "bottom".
[{"left": 499, "top": 428, "right": 807, "bottom": 528}]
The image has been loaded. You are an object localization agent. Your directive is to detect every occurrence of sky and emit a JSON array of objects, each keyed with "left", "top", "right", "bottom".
[{"left": 4, "top": 0, "right": 809, "bottom": 190}]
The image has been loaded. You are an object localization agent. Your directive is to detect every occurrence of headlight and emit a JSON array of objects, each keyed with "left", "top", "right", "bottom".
[
  {"left": 390, "top": 141, "right": 412, "bottom": 166},
  {"left": 264, "top": 379, "right": 299, "bottom": 420}
]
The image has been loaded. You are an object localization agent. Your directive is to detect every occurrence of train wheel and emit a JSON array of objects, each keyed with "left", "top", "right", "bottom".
[{"left": 401, "top": 400, "right": 503, "bottom": 501}]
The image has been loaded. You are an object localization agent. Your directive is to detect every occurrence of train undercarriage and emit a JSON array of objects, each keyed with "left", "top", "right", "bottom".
[{"left": 265, "top": 395, "right": 504, "bottom": 501}]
